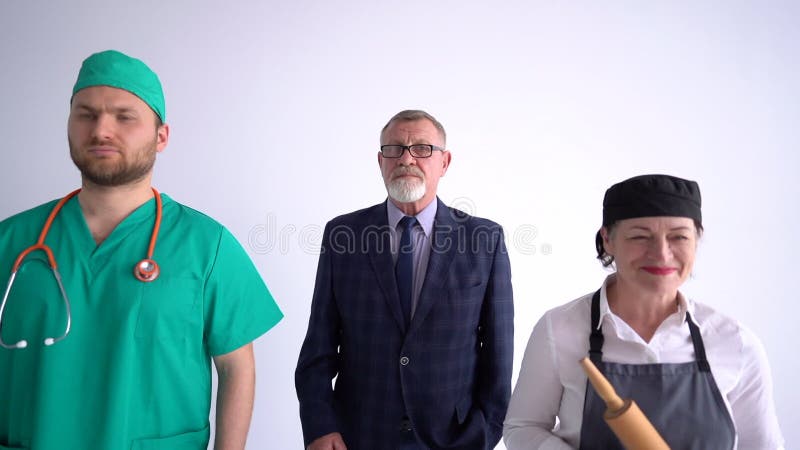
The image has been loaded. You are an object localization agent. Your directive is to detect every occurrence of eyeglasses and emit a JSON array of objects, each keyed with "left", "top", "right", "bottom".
[{"left": 380, "top": 144, "right": 445, "bottom": 158}]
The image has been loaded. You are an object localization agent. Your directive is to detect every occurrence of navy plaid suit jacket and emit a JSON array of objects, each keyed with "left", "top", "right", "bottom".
[{"left": 296, "top": 199, "right": 514, "bottom": 449}]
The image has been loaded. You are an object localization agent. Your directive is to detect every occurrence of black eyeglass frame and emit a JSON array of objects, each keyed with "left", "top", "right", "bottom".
[{"left": 379, "top": 144, "right": 445, "bottom": 158}]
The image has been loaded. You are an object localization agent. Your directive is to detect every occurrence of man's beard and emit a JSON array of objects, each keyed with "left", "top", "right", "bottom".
[
  {"left": 69, "top": 138, "right": 157, "bottom": 187},
  {"left": 386, "top": 167, "right": 426, "bottom": 203}
]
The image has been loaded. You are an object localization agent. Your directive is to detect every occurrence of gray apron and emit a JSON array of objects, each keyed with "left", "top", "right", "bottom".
[{"left": 578, "top": 291, "right": 736, "bottom": 450}]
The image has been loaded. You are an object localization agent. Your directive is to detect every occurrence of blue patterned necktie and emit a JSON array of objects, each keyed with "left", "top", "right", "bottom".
[{"left": 396, "top": 216, "right": 417, "bottom": 328}]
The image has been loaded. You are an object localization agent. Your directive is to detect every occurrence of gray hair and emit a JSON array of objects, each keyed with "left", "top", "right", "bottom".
[{"left": 380, "top": 110, "right": 446, "bottom": 146}]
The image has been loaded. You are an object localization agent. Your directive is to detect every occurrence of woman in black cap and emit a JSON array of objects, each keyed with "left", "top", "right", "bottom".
[{"left": 503, "top": 174, "right": 784, "bottom": 449}]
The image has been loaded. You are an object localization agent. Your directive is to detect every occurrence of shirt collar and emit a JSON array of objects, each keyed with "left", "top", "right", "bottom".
[
  {"left": 386, "top": 198, "right": 437, "bottom": 237},
  {"left": 596, "top": 273, "right": 697, "bottom": 330}
]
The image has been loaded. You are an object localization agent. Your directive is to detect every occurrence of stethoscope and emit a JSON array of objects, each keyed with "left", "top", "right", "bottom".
[{"left": 0, "top": 188, "right": 163, "bottom": 350}]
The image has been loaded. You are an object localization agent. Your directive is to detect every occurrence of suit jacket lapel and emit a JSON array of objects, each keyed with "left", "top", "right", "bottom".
[
  {"left": 409, "top": 198, "right": 457, "bottom": 335},
  {"left": 366, "top": 201, "right": 407, "bottom": 333}
]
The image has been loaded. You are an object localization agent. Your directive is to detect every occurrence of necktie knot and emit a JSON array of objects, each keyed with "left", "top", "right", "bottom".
[{"left": 398, "top": 216, "right": 417, "bottom": 231}]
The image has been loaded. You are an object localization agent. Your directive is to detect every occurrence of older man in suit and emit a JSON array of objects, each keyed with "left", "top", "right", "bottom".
[{"left": 295, "top": 110, "right": 514, "bottom": 450}]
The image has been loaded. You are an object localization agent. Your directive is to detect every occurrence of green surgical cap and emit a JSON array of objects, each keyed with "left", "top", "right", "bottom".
[{"left": 72, "top": 50, "right": 166, "bottom": 122}]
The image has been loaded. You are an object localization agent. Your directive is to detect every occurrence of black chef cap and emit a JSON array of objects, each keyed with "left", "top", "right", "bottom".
[
  {"left": 602, "top": 174, "right": 702, "bottom": 226},
  {"left": 595, "top": 174, "right": 702, "bottom": 266}
]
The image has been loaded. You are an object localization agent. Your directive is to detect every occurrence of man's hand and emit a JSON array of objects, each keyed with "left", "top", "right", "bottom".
[{"left": 307, "top": 432, "right": 347, "bottom": 450}]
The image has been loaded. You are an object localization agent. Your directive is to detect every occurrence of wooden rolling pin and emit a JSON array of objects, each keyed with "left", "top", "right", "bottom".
[{"left": 579, "top": 357, "right": 670, "bottom": 450}]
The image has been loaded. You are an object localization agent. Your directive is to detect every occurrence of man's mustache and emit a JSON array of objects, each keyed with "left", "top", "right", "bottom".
[{"left": 391, "top": 166, "right": 424, "bottom": 179}]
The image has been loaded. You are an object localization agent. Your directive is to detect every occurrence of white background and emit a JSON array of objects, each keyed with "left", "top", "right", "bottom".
[{"left": 1, "top": 1, "right": 797, "bottom": 448}]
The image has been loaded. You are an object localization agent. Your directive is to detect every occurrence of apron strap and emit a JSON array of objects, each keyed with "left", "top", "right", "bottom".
[
  {"left": 588, "top": 290, "right": 711, "bottom": 372},
  {"left": 686, "top": 311, "right": 711, "bottom": 372},
  {"left": 588, "top": 290, "right": 604, "bottom": 364}
]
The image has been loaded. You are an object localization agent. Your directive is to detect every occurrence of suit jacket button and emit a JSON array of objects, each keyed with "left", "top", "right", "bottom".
[{"left": 400, "top": 356, "right": 410, "bottom": 366}]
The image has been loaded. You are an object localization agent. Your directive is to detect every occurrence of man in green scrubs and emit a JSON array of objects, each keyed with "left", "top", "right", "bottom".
[{"left": 0, "top": 50, "right": 283, "bottom": 449}]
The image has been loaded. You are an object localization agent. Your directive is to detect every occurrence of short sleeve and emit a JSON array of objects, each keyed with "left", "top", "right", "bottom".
[{"left": 203, "top": 228, "right": 283, "bottom": 356}]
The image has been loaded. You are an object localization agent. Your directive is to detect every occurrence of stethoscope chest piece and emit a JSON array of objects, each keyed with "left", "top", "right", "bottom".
[{"left": 134, "top": 259, "right": 160, "bottom": 282}]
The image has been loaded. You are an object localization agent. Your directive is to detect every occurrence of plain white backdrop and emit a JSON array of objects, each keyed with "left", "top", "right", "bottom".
[{"left": 1, "top": 1, "right": 797, "bottom": 448}]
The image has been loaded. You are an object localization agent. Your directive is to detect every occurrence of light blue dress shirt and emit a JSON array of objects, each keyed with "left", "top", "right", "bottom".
[{"left": 387, "top": 199, "right": 437, "bottom": 318}]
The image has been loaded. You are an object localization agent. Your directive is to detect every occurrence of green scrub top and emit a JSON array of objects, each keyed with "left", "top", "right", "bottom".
[{"left": 0, "top": 194, "right": 283, "bottom": 450}]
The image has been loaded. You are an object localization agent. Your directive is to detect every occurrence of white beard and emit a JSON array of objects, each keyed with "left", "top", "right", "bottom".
[{"left": 387, "top": 177, "right": 426, "bottom": 203}]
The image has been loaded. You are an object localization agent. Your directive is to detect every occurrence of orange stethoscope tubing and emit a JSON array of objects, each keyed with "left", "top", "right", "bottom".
[
  {"left": 0, "top": 188, "right": 162, "bottom": 350},
  {"left": 134, "top": 188, "right": 162, "bottom": 282}
]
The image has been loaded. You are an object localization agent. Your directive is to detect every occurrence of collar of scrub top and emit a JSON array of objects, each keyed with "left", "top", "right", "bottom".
[{"left": 0, "top": 187, "right": 163, "bottom": 350}]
